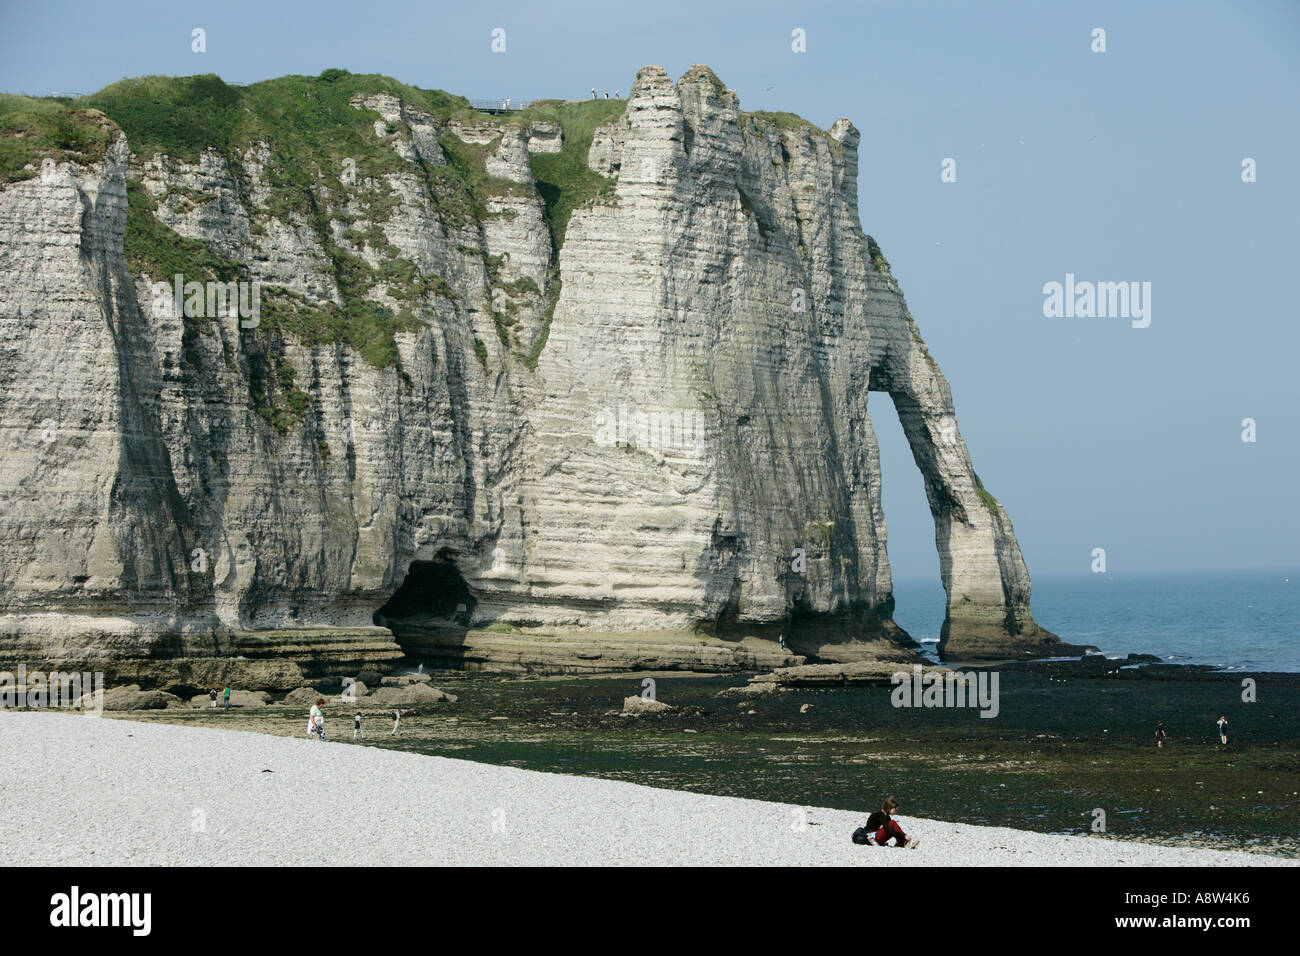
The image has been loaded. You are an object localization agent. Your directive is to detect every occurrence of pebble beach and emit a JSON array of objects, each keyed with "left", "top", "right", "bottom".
[{"left": 1, "top": 711, "right": 1289, "bottom": 867}]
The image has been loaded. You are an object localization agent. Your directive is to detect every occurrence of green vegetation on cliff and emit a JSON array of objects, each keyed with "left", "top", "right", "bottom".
[
  {"left": 2, "top": 72, "right": 721, "bottom": 386},
  {"left": 124, "top": 181, "right": 245, "bottom": 282},
  {"left": 82, "top": 72, "right": 476, "bottom": 169},
  {"left": 973, "top": 473, "right": 1003, "bottom": 525},
  {"left": 524, "top": 275, "right": 562, "bottom": 370},
  {"left": 259, "top": 290, "right": 417, "bottom": 372},
  {"left": 125, "top": 177, "right": 415, "bottom": 430},
  {"left": 867, "top": 235, "right": 891, "bottom": 274},
  {"left": 124, "top": 180, "right": 247, "bottom": 375},
  {"left": 514, "top": 98, "right": 623, "bottom": 254},
  {"left": 0, "top": 94, "right": 115, "bottom": 183},
  {"left": 740, "top": 109, "right": 841, "bottom": 158},
  {"left": 86, "top": 71, "right": 472, "bottom": 391},
  {"left": 744, "top": 110, "right": 816, "bottom": 133}
]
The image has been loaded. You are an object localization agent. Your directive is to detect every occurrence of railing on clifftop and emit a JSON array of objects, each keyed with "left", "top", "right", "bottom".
[{"left": 469, "top": 99, "right": 524, "bottom": 114}]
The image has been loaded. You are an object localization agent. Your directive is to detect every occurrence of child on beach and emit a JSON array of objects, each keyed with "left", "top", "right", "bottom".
[
  {"left": 1155, "top": 721, "right": 1168, "bottom": 747},
  {"left": 1217, "top": 716, "right": 1228, "bottom": 745},
  {"left": 863, "top": 797, "right": 920, "bottom": 848},
  {"left": 308, "top": 698, "right": 326, "bottom": 741},
  {"left": 354, "top": 713, "right": 364, "bottom": 739}
]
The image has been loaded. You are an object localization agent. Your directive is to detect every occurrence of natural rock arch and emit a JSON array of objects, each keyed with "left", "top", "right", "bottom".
[{"left": 865, "top": 289, "right": 1064, "bottom": 660}]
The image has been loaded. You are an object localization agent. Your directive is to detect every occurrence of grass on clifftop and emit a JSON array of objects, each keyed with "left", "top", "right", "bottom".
[
  {"left": 741, "top": 109, "right": 842, "bottom": 158},
  {"left": 6, "top": 73, "right": 634, "bottom": 380},
  {"left": 80, "top": 72, "right": 479, "bottom": 168},
  {"left": 78, "top": 71, "right": 484, "bottom": 387},
  {"left": 0, "top": 94, "right": 116, "bottom": 183},
  {"left": 743, "top": 110, "right": 818, "bottom": 133},
  {"left": 514, "top": 98, "right": 624, "bottom": 255}
]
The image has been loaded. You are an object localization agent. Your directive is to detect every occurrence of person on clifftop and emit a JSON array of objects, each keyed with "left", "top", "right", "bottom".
[
  {"left": 1155, "top": 721, "right": 1169, "bottom": 747},
  {"left": 864, "top": 797, "right": 920, "bottom": 848}
]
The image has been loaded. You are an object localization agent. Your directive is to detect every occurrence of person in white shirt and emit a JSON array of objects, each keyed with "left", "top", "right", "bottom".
[
  {"left": 391, "top": 709, "right": 401, "bottom": 735},
  {"left": 353, "top": 713, "right": 364, "bottom": 739},
  {"left": 308, "top": 698, "right": 326, "bottom": 741}
]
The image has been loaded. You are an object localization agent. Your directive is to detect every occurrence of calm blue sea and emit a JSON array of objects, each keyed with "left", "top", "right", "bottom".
[{"left": 891, "top": 570, "right": 1299, "bottom": 672}]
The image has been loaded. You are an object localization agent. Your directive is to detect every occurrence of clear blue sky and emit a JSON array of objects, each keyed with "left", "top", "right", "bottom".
[{"left": 3, "top": 0, "right": 1296, "bottom": 582}]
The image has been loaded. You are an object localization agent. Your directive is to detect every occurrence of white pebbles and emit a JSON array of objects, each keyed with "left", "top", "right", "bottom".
[{"left": 0, "top": 712, "right": 1289, "bottom": 867}]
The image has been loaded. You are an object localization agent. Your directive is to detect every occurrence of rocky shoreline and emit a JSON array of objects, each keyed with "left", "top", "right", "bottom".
[
  {"left": 44, "top": 658, "right": 1298, "bottom": 855},
  {"left": 4, "top": 646, "right": 1286, "bottom": 713}
]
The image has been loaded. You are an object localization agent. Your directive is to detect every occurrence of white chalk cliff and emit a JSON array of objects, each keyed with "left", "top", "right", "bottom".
[{"left": 0, "top": 66, "right": 1072, "bottom": 685}]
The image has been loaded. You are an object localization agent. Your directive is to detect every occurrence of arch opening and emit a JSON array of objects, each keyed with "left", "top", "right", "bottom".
[{"left": 869, "top": 390, "right": 947, "bottom": 657}]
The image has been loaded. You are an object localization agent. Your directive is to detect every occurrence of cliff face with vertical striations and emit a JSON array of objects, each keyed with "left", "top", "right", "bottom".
[{"left": 0, "top": 65, "right": 1075, "bottom": 685}]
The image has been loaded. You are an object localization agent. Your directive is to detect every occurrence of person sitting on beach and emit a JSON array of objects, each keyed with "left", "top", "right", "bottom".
[
  {"left": 864, "top": 797, "right": 920, "bottom": 848},
  {"left": 1217, "top": 715, "right": 1228, "bottom": 745},
  {"left": 308, "top": 698, "right": 326, "bottom": 741},
  {"left": 1155, "top": 721, "right": 1168, "bottom": 748}
]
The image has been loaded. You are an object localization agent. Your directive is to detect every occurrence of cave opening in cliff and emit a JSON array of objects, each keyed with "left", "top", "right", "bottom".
[{"left": 374, "top": 556, "right": 476, "bottom": 628}]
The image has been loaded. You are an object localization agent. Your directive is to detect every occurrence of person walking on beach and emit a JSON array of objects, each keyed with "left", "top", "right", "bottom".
[
  {"left": 308, "top": 698, "right": 326, "bottom": 741},
  {"left": 353, "top": 713, "right": 364, "bottom": 740},
  {"left": 391, "top": 709, "right": 401, "bottom": 735},
  {"left": 222, "top": 686, "right": 231, "bottom": 712},
  {"left": 1155, "top": 721, "right": 1168, "bottom": 748},
  {"left": 860, "top": 797, "right": 920, "bottom": 848},
  {"left": 209, "top": 689, "right": 217, "bottom": 709},
  {"left": 1217, "top": 715, "right": 1228, "bottom": 745}
]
